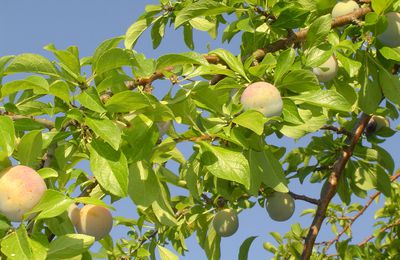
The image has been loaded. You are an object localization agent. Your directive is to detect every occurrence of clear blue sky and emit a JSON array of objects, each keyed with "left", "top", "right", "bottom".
[{"left": 1, "top": 1, "right": 399, "bottom": 259}]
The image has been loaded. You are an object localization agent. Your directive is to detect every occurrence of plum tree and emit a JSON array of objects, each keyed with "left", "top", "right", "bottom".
[
  {"left": 266, "top": 192, "right": 295, "bottom": 222},
  {"left": 0, "top": 165, "right": 46, "bottom": 221},
  {"left": 331, "top": 0, "right": 359, "bottom": 19},
  {"left": 365, "top": 115, "right": 390, "bottom": 136},
  {"left": 312, "top": 56, "right": 338, "bottom": 82},
  {"left": 212, "top": 209, "right": 239, "bottom": 237},
  {"left": 377, "top": 12, "right": 400, "bottom": 47},
  {"left": 76, "top": 204, "right": 113, "bottom": 241},
  {"left": 68, "top": 204, "right": 81, "bottom": 227},
  {"left": 240, "top": 82, "right": 283, "bottom": 117}
]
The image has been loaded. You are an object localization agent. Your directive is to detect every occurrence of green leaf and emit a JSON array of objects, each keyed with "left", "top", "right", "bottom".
[
  {"left": 278, "top": 70, "right": 320, "bottom": 93},
  {"left": 37, "top": 168, "right": 58, "bottom": 179},
  {"left": 199, "top": 142, "right": 250, "bottom": 189},
  {"left": 282, "top": 99, "right": 304, "bottom": 125},
  {"left": 49, "top": 80, "right": 71, "bottom": 102},
  {"left": 158, "top": 245, "right": 178, "bottom": 260},
  {"left": 288, "top": 90, "right": 352, "bottom": 112},
  {"left": 209, "top": 48, "right": 248, "bottom": 80},
  {"left": 86, "top": 117, "right": 121, "bottom": 150},
  {"left": 125, "top": 17, "right": 154, "bottom": 49},
  {"left": 174, "top": 0, "right": 234, "bottom": 28},
  {"left": 25, "top": 190, "right": 73, "bottom": 220},
  {"left": 233, "top": 110, "right": 267, "bottom": 135},
  {"left": 0, "top": 116, "right": 15, "bottom": 156},
  {"left": 274, "top": 48, "right": 295, "bottom": 84},
  {"left": 248, "top": 149, "right": 288, "bottom": 192},
  {"left": 95, "top": 48, "right": 131, "bottom": 75},
  {"left": 1, "top": 226, "right": 32, "bottom": 260},
  {"left": 1, "top": 76, "right": 49, "bottom": 97},
  {"left": 128, "top": 161, "right": 161, "bottom": 207},
  {"left": 76, "top": 87, "right": 106, "bottom": 113},
  {"left": 47, "top": 234, "right": 95, "bottom": 259},
  {"left": 379, "top": 46, "right": 400, "bottom": 62},
  {"left": 272, "top": 5, "right": 309, "bottom": 29},
  {"left": 379, "top": 67, "right": 400, "bottom": 105},
  {"left": 238, "top": 236, "right": 257, "bottom": 260},
  {"left": 44, "top": 43, "right": 81, "bottom": 78},
  {"left": 305, "top": 14, "right": 332, "bottom": 49},
  {"left": 92, "top": 36, "right": 124, "bottom": 66},
  {"left": 89, "top": 139, "right": 128, "bottom": 197},
  {"left": 5, "top": 53, "right": 59, "bottom": 77},
  {"left": 358, "top": 55, "right": 381, "bottom": 114},
  {"left": 18, "top": 130, "right": 43, "bottom": 167},
  {"left": 105, "top": 91, "right": 153, "bottom": 113},
  {"left": 372, "top": 0, "right": 394, "bottom": 15},
  {"left": 156, "top": 52, "right": 208, "bottom": 70},
  {"left": 183, "top": 23, "right": 195, "bottom": 50},
  {"left": 202, "top": 223, "right": 221, "bottom": 260}
]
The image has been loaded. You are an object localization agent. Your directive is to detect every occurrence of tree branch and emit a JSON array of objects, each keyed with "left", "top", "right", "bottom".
[
  {"left": 289, "top": 191, "right": 320, "bottom": 205},
  {"left": 323, "top": 171, "right": 400, "bottom": 252},
  {"left": 320, "top": 125, "right": 352, "bottom": 137},
  {"left": 0, "top": 111, "right": 55, "bottom": 130},
  {"left": 358, "top": 219, "right": 400, "bottom": 246},
  {"left": 301, "top": 113, "right": 371, "bottom": 259}
]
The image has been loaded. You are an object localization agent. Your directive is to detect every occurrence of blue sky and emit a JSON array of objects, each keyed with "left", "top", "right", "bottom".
[{"left": 1, "top": 1, "right": 400, "bottom": 259}]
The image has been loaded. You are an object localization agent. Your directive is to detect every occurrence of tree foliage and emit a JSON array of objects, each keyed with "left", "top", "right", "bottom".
[{"left": 0, "top": 0, "right": 400, "bottom": 259}]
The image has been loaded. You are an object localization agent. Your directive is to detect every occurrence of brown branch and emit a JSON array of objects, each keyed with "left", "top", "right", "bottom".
[
  {"left": 320, "top": 125, "right": 352, "bottom": 137},
  {"left": 323, "top": 171, "right": 400, "bottom": 252},
  {"left": 0, "top": 111, "right": 55, "bottom": 130},
  {"left": 358, "top": 219, "right": 400, "bottom": 246},
  {"left": 289, "top": 191, "right": 320, "bottom": 205},
  {"left": 301, "top": 113, "right": 371, "bottom": 260},
  {"left": 253, "top": 7, "right": 372, "bottom": 62}
]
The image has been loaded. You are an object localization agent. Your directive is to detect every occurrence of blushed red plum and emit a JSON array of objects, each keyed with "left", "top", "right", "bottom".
[
  {"left": 240, "top": 82, "right": 283, "bottom": 117},
  {"left": 76, "top": 204, "right": 113, "bottom": 241},
  {"left": 0, "top": 165, "right": 47, "bottom": 221}
]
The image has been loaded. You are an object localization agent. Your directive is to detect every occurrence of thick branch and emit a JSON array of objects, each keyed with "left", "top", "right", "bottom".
[
  {"left": 301, "top": 114, "right": 371, "bottom": 260},
  {"left": 323, "top": 171, "right": 400, "bottom": 252}
]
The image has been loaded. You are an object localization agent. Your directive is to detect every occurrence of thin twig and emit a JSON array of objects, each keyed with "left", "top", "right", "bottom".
[
  {"left": 289, "top": 192, "right": 320, "bottom": 205},
  {"left": 323, "top": 171, "right": 400, "bottom": 252},
  {"left": 301, "top": 114, "right": 371, "bottom": 260},
  {"left": 358, "top": 219, "right": 400, "bottom": 246},
  {"left": 0, "top": 111, "right": 55, "bottom": 130},
  {"left": 320, "top": 125, "right": 352, "bottom": 137}
]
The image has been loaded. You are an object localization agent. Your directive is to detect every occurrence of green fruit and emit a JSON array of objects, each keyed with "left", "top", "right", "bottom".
[
  {"left": 312, "top": 56, "right": 338, "bottom": 82},
  {"left": 240, "top": 82, "right": 283, "bottom": 118},
  {"left": 212, "top": 209, "right": 239, "bottom": 237},
  {"left": 266, "top": 192, "right": 295, "bottom": 222},
  {"left": 331, "top": 0, "right": 359, "bottom": 19},
  {"left": 377, "top": 12, "right": 400, "bottom": 47}
]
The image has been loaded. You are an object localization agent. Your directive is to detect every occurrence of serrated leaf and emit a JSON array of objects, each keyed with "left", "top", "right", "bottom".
[
  {"left": 199, "top": 142, "right": 250, "bottom": 189},
  {"left": 305, "top": 14, "right": 332, "bottom": 49},
  {"left": 89, "top": 139, "right": 128, "bottom": 197},
  {"left": 1, "top": 226, "right": 32, "bottom": 260},
  {"left": 174, "top": 0, "right": 234, "bottom": 28},
  {"left": 5, "top": 53, "right": 59, "bottom": 77},
  {"left": 105, "top": 91, "right": 153, "bottom": 113},
  {"left": 125, "top": 17, "right": 154, "bottom": 49},
  {"left": 156, "top": 52, "right": 208, "bottom": 70},
  {"left": 233, "top": 110, "right": 267, "bottom": 135},
  {"left": 25, "top": 190, "right": 73, "bottom": 220},
  {"left": 278, "top": 70, "right": 320, "bottom": 93},
  {"left": 95, "top": 48, "right": 131, "bottom": 75},
  {"left": 289, "top": 90, "right": 352, "bottom": 112},
  {"left": 0, "top": 116, "right": 15, "bottom": 156},
  {"left": 18, "top": 130, "right": 42, "bottom": 167},
  {"left": 86, "top": 117, "right": 121, "bottom": 150},
  {"left": 158, "top": 245, "right": 178, "bottom": 260},
  {"left": 47, "top": 234, "right": 95, "bottom": 259},
  {"left": 76, "top": 87, "right": 106, "bottom": 113},
  {"left": 209, "top": 48, "right": 248, "bottom": 80}
]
